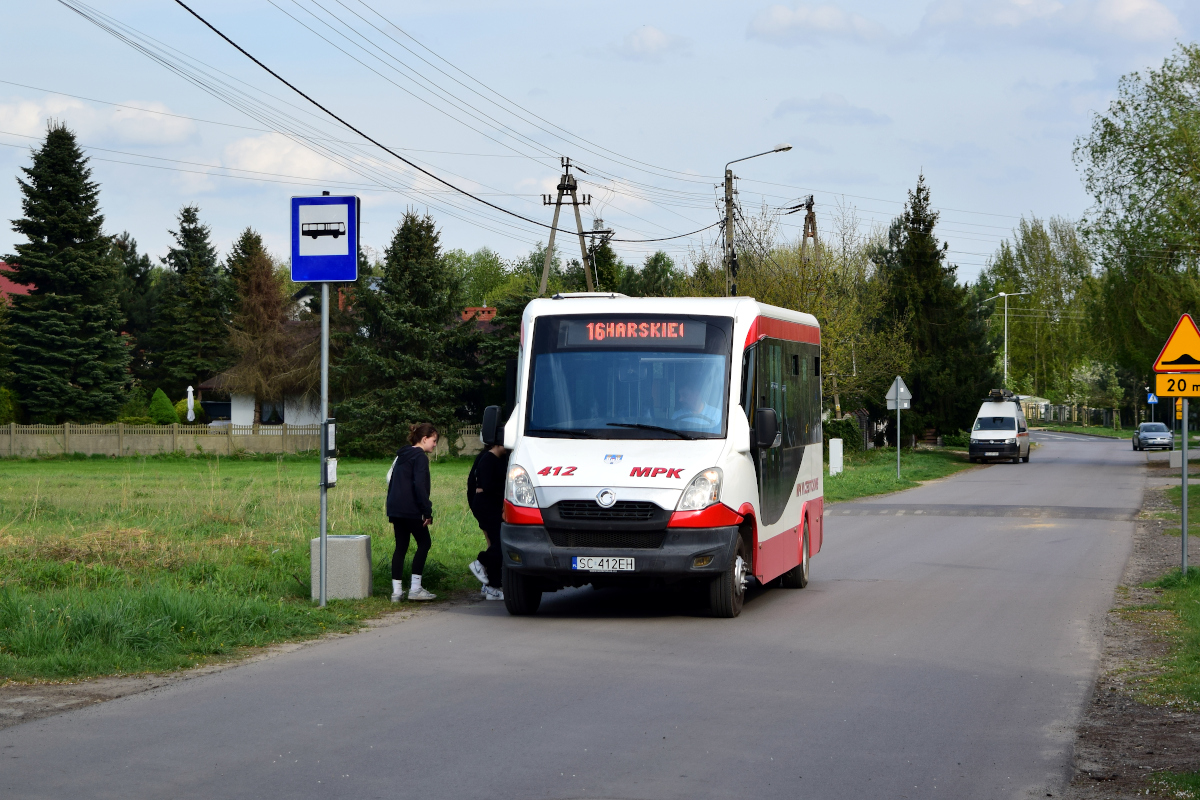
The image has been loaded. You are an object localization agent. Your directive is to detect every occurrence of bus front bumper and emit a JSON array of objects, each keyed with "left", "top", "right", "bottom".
[{"left": 500, "top": 523, "right": 740, "bottom": 586}]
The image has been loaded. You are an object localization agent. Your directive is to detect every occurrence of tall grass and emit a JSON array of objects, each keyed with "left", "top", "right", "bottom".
[{"left": 0, "top": 454, "right": 489, "bottom": 680}]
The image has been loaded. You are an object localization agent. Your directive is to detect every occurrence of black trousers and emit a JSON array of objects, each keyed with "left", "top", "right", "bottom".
[
  {"left": 391, "top": 517, "right": 431, "bottom": 579},
  {"left": 478, "top": 521, "right": 502, "bottom": 588}
]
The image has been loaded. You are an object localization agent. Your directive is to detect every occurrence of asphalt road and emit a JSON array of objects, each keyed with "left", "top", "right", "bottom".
[{"left": 1, "top": 432, "right": 1141, "bottom": 799}]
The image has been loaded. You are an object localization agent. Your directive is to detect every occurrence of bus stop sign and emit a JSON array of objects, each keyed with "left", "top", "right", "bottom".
[{"left": 291, "top": 195, "right": 359, "bottom": 283}]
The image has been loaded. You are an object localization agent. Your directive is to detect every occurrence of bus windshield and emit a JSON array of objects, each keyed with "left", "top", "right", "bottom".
[{"left": 526, "top": 315, "right": 733, "bottom": 439}]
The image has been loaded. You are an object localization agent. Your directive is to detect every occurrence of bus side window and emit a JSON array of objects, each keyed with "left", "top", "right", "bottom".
[{"left": 741, "top": 345, "right": 757, "bottom": 423}]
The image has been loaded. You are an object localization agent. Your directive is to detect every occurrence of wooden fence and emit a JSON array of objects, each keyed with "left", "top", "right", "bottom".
[{"left": 0, "top": 422, "right": 484, "bottom": 459}]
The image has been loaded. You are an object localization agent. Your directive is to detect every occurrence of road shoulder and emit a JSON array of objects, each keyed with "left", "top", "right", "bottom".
[{"left": 1063, "top": 485, "right": 1200, "bottom": 798}]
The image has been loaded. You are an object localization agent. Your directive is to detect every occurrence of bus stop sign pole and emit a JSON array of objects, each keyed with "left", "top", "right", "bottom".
[{"left": 291, "top": 194, "right": 359, "bottom": 607}]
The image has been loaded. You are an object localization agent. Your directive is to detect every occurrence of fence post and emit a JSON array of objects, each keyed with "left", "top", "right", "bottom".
[
  {"left": 63, "top": 422, "right": 69, "bottom": 455},
  {"left": 117, "top": 422, "right": 124, "bottom": 456},
  {"left": 8, "top": 422, "right": 13, "bottom": 458},
  {"left": 282, "top": 422, "right": 288, "bottom": 454},
  {"left": 171, "top": 422, "right": 178, "bottom": 452},
  {"left": 228, "top": 423, "right": 233, "bottom": 456}
]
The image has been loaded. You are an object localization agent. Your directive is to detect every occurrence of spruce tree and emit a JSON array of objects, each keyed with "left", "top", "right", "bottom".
[
  {"left": 112, "top": 232, "right": 164, "bottom": 387},
  {"left": 151, "top": 205, "right": 233, "bottom": 398},
  {"left": 336, "top": 211, "right": 471, "bottom": 455},
  {"left": 4, "top": 123, "right": 129, "bottom": 423},
  {"left": 871, "top": 175, "right": 996, "bottom": 435}
]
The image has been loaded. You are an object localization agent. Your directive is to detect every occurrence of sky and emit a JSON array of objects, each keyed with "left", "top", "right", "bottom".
[{"left": 2, "top": 0, "right": 1197, "bottom": 283}]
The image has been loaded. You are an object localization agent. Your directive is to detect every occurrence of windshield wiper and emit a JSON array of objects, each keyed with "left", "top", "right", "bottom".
[
  {"left": 606, "top": 423, "right": 698, "bottom": 440},
  {"left": 528, "top": 428, "right": 595, "bottom": 438}
]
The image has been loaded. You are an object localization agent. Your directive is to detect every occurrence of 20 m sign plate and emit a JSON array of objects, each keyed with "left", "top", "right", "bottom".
[{"left": 1156, "top": 374, "right": 1200, "bottom": 397}]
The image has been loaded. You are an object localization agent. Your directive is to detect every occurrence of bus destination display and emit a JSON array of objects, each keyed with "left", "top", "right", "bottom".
[{"left": 560, "top": 318, "right": 707, "bottom": 348}]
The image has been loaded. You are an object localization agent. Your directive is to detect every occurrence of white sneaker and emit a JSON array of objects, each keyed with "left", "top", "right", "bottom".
[
  {"left": 483, "top": 586, "right": 505, "bottom": 601},
  {"left": 468, "top": 560, "right": 490, "bottom": 586},
  {"left": 408, "top": 587, "right": 437, "bottom": 601},
  {"left": 390, "top": 591, "right": 404, "bottom": 603}
]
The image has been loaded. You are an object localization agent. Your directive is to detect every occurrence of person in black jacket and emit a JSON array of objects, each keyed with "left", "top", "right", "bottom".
[
  {"left": 467, "top": 442, "right": 508, "bottom": 600},
  {"left": 386, "top": 422, "right": 439, "bottom": 601}
]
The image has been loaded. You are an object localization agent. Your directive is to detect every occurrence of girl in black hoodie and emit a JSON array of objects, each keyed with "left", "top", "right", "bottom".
[{"left": 386, "top": 423, "right": 439, "bottom": 601}]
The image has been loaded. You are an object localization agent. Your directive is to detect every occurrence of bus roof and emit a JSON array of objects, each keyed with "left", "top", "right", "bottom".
[{"left": 523, "top": 294, "right": 819, "bottom": 330}]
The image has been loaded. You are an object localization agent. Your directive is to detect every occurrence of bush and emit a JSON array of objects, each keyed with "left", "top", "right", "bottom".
[
  {"left": 0, "top": 387, "right": 19, "bottom": 425},
  {"left": 824, "top": 417, "right": 862, "bottom": 451},
  {"left": 118, "top": 386, "right": 148, "bottom": 420},
  {"left": 117, "top": 416, "right": 155, "bottom": 425},
  {"left": 174, "top": 397, "right": 208, "bottom": 424},
  {"left": 943, "top": 430, "right": 970, "bottom": 447},
  {"left": 148, "top": 389, "right": 179, "bottom": 425}
]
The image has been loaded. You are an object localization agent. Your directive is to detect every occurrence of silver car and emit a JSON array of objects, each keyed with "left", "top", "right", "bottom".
[{"left": 1133, "top": 422, "right": 1173, "bottom": 451}]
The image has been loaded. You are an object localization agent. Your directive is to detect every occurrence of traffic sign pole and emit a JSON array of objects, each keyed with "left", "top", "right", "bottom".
[
  {"left": 291, "top": 194, "right": 358, "bottom": 607},
  {"left": 1184, "top": 398, "right": 1189, "bottom": 577},
  {"left": 319, "top": 283, "right": 329, "bottom": 607},
  {"left": 897, "top": 394, "right": 901, "bottom": 480}
]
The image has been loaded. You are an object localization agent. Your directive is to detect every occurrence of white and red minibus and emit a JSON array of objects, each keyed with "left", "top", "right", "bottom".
[{"left": 480, "top": 294, "right": 823, "bottom": 617}]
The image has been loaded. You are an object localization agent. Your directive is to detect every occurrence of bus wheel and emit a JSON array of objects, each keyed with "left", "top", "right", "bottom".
[
  {"left": 709, "top": 536, "right": 748, "bottom": 618},
  {"left": 503, "top": 566, "right": 542, "bottom": 615},
  {"left": 779, "top": 521, "right": 810, "bottom": 589}
]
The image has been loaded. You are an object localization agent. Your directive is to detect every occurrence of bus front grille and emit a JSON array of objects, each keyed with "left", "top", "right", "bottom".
[{"left": 555, "top": 500, "right": 659, "bottom": 521}]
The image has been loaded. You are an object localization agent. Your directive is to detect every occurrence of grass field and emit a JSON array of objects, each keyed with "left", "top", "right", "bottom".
[
  {"left": 824, "top": 447, "right": 973, "bottom": 504},
  {"left": 1, "top": 444, "right": 973, "bottom": 681},
  {"left": 0, "top": 454, "right": 486, "bottom": 680}
]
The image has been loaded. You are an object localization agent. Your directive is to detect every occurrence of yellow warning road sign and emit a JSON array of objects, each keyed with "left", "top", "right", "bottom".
[
  {"left": 1154, "top": 313, "right": 1200, "bottom": 372},
  {"left": 1156, "top": 373, "right": 1200, "bottom": 396}
]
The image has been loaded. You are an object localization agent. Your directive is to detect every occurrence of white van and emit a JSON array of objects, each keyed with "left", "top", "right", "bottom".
[
  {"left": 968, "top": 389, "right": 1030, "bottom": 464},
  {"left": 479, "top": 295, "right": 824, "bottom": 618}
]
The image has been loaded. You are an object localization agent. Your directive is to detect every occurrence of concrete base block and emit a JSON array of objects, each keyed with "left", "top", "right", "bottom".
[
  {"left": 1162, "top": 450, "right": 1200, "bottom": 467},
  {"left": 310, "top": 535, "right": 372, "bottom": 600}
]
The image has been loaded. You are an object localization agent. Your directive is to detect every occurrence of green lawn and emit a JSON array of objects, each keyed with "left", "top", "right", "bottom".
[
  {"left": 824, "top": 447, "right": 973, "bottom": 504},
  {"left": 0, "top": 454, "right": 488, "bottom": 680}
]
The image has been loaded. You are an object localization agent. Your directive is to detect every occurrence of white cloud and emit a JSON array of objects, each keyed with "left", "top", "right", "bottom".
[
  {"left": 0, "top": 97, "right": 90, "bottom": 137},
  {"left": 921, "top": 0, "right": 1182, "bottom": 46},
  {"left": 748, "top": 4, "right": 888, "bottom": 46},
  {"left": 774, "top": 93, "right": 891, "bottom": 125},
  {"left": 614, "top": 26, "right": 689, "bottom": 61},
  {"left": 223, "top": 133, "right": 353, "bottom": 182},
  {"left": 0, "top": 96, "right": 196, "bottom": 146},
  {"left": 106, "top": 102, "right": 195, "bottom": 146}
]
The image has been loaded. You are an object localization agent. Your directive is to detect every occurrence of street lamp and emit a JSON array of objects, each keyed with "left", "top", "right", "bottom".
[
  {"left": 724, "top": 144, "right": 792, "bottom": 296},
  {"left": 984, "top": 290, "right": 1030, "bottom": 389}
]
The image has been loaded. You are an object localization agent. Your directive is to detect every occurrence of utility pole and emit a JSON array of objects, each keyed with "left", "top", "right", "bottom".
[
  {"left": 539, "top": 157, "right": 595, "bottom": 296},
  {"left": 722, "top": 144, "right": 792, "bottom": 297},
  {"left": 799, "top": 195, "right": 818, "bottom": 264},
  {"left": 724, "top": 168, "right": 735, "bottom": 296}
]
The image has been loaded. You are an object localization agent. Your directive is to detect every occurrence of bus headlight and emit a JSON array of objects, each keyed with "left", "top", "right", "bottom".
[
  {"left": 677, "top": 468, "right": 722, "bottom": 512},
  {"left": 505, "top": 465, "right": 538, "bottom": 507},
  {"left": 1004, "top": 437, "right": 1017, "bottom": 445}
]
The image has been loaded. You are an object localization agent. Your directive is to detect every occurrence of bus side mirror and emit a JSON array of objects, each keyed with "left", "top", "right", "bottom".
[
  {"left": 481, "top": 405, "right": 502, "bottom": 447},
  {"left": 754, "top": 408, "right": 780, "bottom": 449}
]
